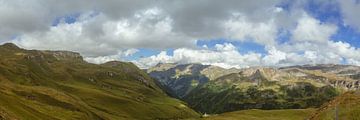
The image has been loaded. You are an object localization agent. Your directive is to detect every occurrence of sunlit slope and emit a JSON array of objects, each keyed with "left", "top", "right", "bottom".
[
  {"left": 310, "top": 91, "right": 360, "bottom": 120},
  {"left": 0, "top": 43, "right": 199, "bottom": 120}
]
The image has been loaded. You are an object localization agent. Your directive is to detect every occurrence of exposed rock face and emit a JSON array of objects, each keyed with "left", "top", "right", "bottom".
[
  {"left": 281, "top": 65, "right": 360, "bottom": 90},
  {"left": 22, "top": 51, "right": 84, "bottom": 63},
  {"left": 332, "top": 80, "right": 360, "bottom": 90},
  {"left": 283, "top": 64, "right": 360, "bottom": 76},
  {"left": 44, "top": 51, "right": 83, "bottom": 61},
  {"left": 147, "top": 63, "right": 177, "bottom": 73}
]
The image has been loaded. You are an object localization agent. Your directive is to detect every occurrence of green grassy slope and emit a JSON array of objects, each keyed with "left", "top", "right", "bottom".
[
  {"left": 309, "top": 91, "right": 360, "bottom": 120},
  {"left": 0, "top": 43, "right": 199, "bottom": 120},
  {"left": 202, "top": 109, "right": 315, "bottom": 120}
]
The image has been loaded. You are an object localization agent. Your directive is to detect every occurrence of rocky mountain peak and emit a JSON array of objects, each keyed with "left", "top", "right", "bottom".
[
  {"left": 148, "top": 63, "right": 178, "bottom": 72},
  {"left": 248, "top": 69, "right": 267, "bottom": 85}
]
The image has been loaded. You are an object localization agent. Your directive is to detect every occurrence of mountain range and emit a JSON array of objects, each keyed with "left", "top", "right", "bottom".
[
  {"left": 148, "top": 63, "right": 360, "bottom": 113},
  {"left": 1, "top": 43, "right": 360, "bottom": 119}
]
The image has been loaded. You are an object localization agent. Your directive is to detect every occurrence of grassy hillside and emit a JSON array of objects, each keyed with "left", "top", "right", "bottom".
[
  {"left": 201, "top": 109, "right": 315, "bottom": 120},
  {"left": 309, "top": 91, "right": 360, "bottom": 120},
  {"left": 0, "top": 43, "right": 199, "bottom": 120}
]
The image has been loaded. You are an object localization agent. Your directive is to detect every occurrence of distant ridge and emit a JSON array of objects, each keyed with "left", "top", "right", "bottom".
[{"left": 149, "top": 63, "right": 360, "bottom": 113}]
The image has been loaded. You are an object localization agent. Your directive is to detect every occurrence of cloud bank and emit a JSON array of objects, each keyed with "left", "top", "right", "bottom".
[{"left": 0, "top": 0, "right": 360, "bottom": 69}]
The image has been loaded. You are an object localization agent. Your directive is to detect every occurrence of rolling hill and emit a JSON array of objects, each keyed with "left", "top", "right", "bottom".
[{"left": 0, "top": 43, "right": 199, "bottom": 120}]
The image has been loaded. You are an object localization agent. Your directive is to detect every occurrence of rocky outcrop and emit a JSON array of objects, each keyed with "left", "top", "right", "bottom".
[
  {"left": 332, "top": 80, "right": 360, "bottom": 90},
  {"left": 44, "top": 51, "right": 83, "bottom": 61},
  {"left": 249, "top": 69, "right": 266, "bottom": 86}
]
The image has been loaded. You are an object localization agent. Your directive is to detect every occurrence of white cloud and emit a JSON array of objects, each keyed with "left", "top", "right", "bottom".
[
  {"left": 134, "top": 41, "right": 352, "bottom": 69},
  {"left": 339, "top": 0, "right": 360, "bottom": 31},
  {"left": 124, "top": 48, "right": 139, "bottom": 57},
  {"left": 13, "top": 8, "right": 194, "bottom": 57},
  {"left": 223, "top": 13, "right": 278, "bottom": 46},
  {"left": 1, "top": 0, "right": 360, "bottom": 69},
  {"left": 84, "top": 48, "right": 139, "bottom": 64},
  {"left": 262, "top": 47, "right": 287, "bottom": 66},
  {"left": 304, "top": 51, "right": 318, "bottom": 64},
  {"left": 134, "top": 43, "right": 262, "bottom": 69},
  {"left": 348, "top": 59, "right": 360, "bottom": 66},
  {"left": 2, "top": 0, "right": 281, "bottom": 50},
  {"left": 270, "top": 13, "right": 360, "bottom": 66},
  {"left": 134, "top": 51, "right": 173, "bottom": 69},
  {"left": 0, "top": 0, "right": 50, "bottom": 40},
  {"left": 292, "top": 13, "right": 337, "bottom": 43},
  {"left": 215, "top": 43, "right": 237, "bottom": 51}
]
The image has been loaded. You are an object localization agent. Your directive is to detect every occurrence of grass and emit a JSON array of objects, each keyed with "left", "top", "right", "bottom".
[
  {"left": 202, "top": 109, "right": 315, "bottom": 120},
  {"left": 310, "top": 91, "right": 360, "bottom": 120}
]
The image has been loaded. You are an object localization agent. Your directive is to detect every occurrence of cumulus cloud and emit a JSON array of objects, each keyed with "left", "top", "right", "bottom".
[
  {"left": 0, "top": 0, "right": 51, "bottom": 40},
  {"left": 134, "top": 12, "right": 360, "bottom": 69},
  {"left": 0, "top": 0, "right": 155, "bottom": 41},
  {"left": 134, "top": 43, "right": 262, "bottom": 69},
  {"left": 1, "top": 0, "right": 360, "bottom": 69},
  {"left": 85, "top": 48, "right": 139, "bottom": 64},
  {"left": 339, "top": 0, "right": 360, "bottom": 31},
  {"left": 13, "top": 8, "right": 194, "bottom": 56},
  {"left": 292, "top": 13, "right": 337, "bottom": 43},
  {"left": 223, "top": 13, "right": 278, "bottom": 46},
  {"left": 262, "top": 47, "right": 287, "bottom": 66},
  {"left": 3, "top": 0, "right": 282, "bottom": 52},
  {"left": 5, "top": 0, "right": 285, "bottom": 60}
]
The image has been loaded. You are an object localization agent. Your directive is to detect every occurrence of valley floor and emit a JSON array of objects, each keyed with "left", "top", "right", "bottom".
[{"left": 200, "top": 108, "right": 315, "bottom": 120}]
